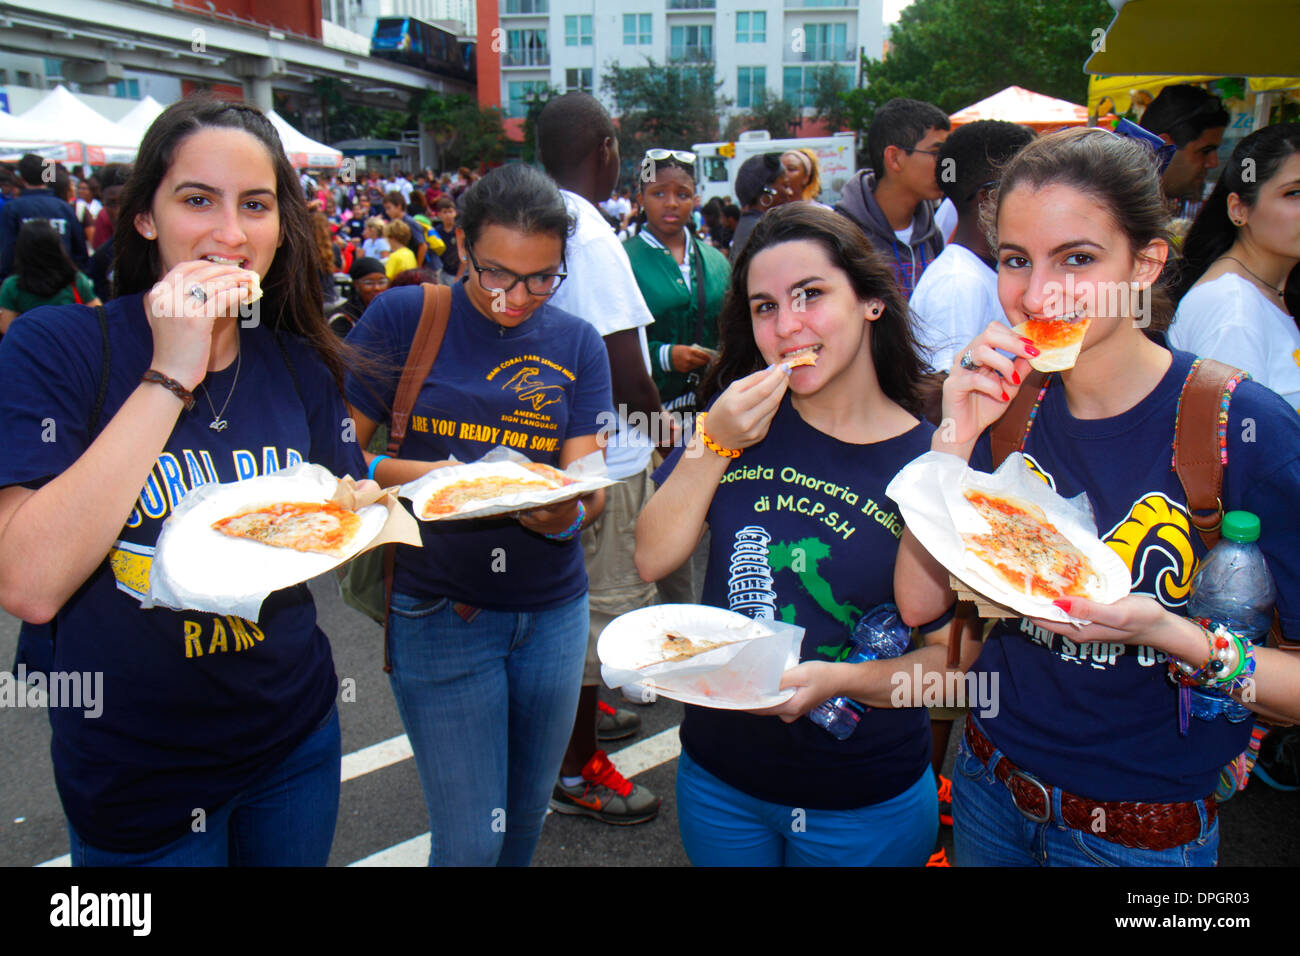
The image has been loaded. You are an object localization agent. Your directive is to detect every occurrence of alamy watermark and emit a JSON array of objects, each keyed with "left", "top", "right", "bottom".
[
  {"left": 1, "top": 666, "right": 102, "bottom": 718},
  {"left": 889, "top": 663, "right": 1000, "bottom": 719}
]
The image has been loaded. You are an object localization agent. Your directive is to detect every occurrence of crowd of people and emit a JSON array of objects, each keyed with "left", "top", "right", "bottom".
[{"left": 0, "top": 85, "right": 1297, "bottom": 868}]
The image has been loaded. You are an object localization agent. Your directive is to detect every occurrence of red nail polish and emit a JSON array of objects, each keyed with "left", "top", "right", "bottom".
[
  {"left": 1024, "top": 344, "right": 1041, "bottom": 357},
  {"left": 1053, "top": 598, "right": 1071, "bottom": 612},
  {"left": 1001, "top": 389, "right": 1009, "bottom": 401},
  {"left": 1011, "top": 370, "right": 1021, "bottom": 385}
]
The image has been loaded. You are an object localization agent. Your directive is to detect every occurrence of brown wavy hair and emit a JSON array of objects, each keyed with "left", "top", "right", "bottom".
[
  {"left": 700, "top": 203, "right": 925, "bottom": 416},
  {"left": 114, "top": 95, "right": 350, "bottom": 388}
]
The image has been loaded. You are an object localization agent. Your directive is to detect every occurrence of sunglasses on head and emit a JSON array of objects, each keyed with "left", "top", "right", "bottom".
[{"left": 644, "top": 149, "right": 697, "bottom": 167}]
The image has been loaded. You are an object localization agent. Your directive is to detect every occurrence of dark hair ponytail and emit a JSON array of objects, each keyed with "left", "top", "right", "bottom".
[
  {"left": 458, "top": 164, "right": 573, "bottom": 251},
  {"left": 1177, "top": 123, "right": 1300, "bottom": 316}
]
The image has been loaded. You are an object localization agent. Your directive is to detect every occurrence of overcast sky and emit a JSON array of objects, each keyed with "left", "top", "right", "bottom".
[{"left": 883, "top": 0, "right": 915, "bottom": 23}]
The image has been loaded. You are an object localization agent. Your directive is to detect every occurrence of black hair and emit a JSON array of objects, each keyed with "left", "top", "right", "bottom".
[
  {"left": 935, "top": 120, "right": 1035, "bottom": 205},
  {"left": 115, "top": 95, "right": 350, "bottom": 389},
  {"left": 866, "top": 98, "right": 951, "bottom": 178},
  {"left": 97, "top": 163, "right": 132, "bottom": 192},
  {"left": 458, "top": 163, "right": 574, "bottom": 252},
  {"left": 17, "top": 153, "right": 45, "bottom": 187},
  {"left": 1140, "top": 86, "right": 1230, "bottom": 149},
  {"left": 53, "top": 164, "right": 73, "bottom": 203},
  {"left": 701, "top": 203, "right": 925, "bottom": 416},
  {"left": 13, "top": 220, "right": 77, "bottom": 298},
  {"left": 536, "top": 92, "right": 616, "bottom": 181},
  {"left": 639, "top": 154, "right": 697, "bottom": 190},
  {"left": 734, "top": 152, "right": 784, "bottom": 207},
  {"left": 1177, "top": 123, "right": 1300, "bottom": 316},
  {"left": 723, "top": 203, "right": 740, "bottom": 219}
]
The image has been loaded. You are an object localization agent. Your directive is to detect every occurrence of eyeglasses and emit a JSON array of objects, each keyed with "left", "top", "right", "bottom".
[
  {"left": 644, "top": 149, "right": 697, "bottom": 166},
  {"left": 465, "top": 244, "right": 567, "bottom": 296},
  {"left": 356, "top": 277, "right": 389, "bottom": 289},
  {"left": 901, "top": 146, "right": 943, "bottom": 158}
]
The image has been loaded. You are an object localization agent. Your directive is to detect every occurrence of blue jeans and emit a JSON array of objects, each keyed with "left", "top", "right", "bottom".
[
  {"left": 676, "top": 748, "right": 938, "bottom": 866},
  {"left": 386, "top": 590, "right": 587, "bottom": 866},
  {"left": 952, "top": 719, "right": 1219, "bottom": 867},
  {"left": 68, "top": 704, "right": 341, "bottom": 866}
]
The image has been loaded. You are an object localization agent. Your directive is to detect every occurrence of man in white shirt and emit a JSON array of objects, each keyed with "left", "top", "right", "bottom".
[
  {"left": 538, "top": 92, "right": 664, "bottom": 825},
  {"left": 910, "top": 121, "right": 1035, "bottom": 373}
]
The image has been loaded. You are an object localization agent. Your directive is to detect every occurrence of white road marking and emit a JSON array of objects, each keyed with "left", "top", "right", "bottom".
[
  {"left": 340, "top": 734, "right": 412, "bottom": 782},
  {"left": 38, "top": 854, "right": 69, "bottom": 867},
  {"left": 346, "top": 725, "right": 682, "bottom": 867}
]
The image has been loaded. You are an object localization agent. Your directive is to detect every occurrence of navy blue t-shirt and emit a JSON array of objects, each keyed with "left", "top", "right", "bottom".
[
  {"left": 345, "top": 282, "right": 613, "bottom": 610},
  {"left": 0, "top": 293, "right": 366, "bottom": 852},
  {"left": 655, "top": 397, "right": 936, "bottom": 810},
  {"left": 970, "top": 350, "right": 1300, "bottom": 802}
]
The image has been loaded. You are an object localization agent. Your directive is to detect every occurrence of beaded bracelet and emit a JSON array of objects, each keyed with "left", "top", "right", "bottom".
[
  {"left": 695, "top": 412, "right": 742, "bottom": 459},
  {"left": 544, "top": 499, "right": 586, "bottom": 541},
  {"left": 1169, "top": 620, "right": 1256, "bottom": 691}
]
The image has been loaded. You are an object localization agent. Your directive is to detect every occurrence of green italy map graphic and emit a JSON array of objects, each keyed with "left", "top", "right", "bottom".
[{"left": 767, "top": 536, "right": 863, "bottom": 661}]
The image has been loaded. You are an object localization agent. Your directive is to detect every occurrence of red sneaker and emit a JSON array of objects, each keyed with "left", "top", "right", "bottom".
[
  {"left": 549, "top": 750, "right": 661, "bottom": 825},
  {"left": 936, "top": 773, "right": 953, "bottom": 827},
  {"left": 926, "top": 847, "right": 951, "bottom": 867}
]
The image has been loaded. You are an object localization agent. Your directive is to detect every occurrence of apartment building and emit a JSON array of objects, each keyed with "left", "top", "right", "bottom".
[{"left": 480, "top": 0, "right": 883, "bottom": 133}]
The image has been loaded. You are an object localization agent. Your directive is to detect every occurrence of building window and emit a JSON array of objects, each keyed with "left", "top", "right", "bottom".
[
  {"left": 508, "top": 80, "right": 547, "bottom": 118},
  {"left": 502, "top": 0, "right": 547, "bottom": 13},
  {"left": 623, "top": 13, "right": 652, "bottom": 45},
  {"left": 504, "top": 28, "right": 548, "bottom": 66},
  {"left": 736, "top": 11, "right": 765, "bottom": 43},
  {"left": 798, "top": 22, "right": 849, "bottom": 61},
  {"left": 112, "top": 78, "right": 141, "bottom": 99},
  {"left": 565, "top": 15, "right": 592, "bottom": 47},
  {"left": 783, "top": 64, "right": 853, "bottom": 108},
  {"left": 565, "top": 68, "right": 593, "bottom": 94},
  {"left": 669, "top": 24, "right": 713, "bottom": 62},
  {"left": 737, "top": 66, "right": 765, "bottom": 109}
]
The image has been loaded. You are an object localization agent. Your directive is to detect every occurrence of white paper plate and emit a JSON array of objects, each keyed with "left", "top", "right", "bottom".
[
  {"left": 598, "top": 604, "right": 803, "bottom": 710},
  {"left": 147, "top": 463, "right": 389, "bottom": 618}
]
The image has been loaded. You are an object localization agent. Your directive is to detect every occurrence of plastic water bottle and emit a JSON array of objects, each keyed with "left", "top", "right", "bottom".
[
  {"left": 1185, "top": 511, "right": 1276, "bottom": 722},
  {"left": 808, "top": 603, "right": 912, "bottom": 740}
]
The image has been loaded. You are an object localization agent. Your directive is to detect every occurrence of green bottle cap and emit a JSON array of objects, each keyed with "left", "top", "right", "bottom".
[{"left": 1221, "top": 510, "right": 1260, "bottom": 543}]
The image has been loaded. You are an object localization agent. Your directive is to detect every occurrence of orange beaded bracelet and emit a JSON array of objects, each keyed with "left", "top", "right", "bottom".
[{"left": 695, "top": 412, "right": 742, "bottom": 459}]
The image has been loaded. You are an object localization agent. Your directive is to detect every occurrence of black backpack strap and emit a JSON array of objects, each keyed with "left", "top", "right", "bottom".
[{"left": 88, "top": 305, "right": 111, "bottom": 440}]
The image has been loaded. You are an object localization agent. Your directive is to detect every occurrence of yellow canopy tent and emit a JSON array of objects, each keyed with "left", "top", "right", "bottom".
[
  {"left": 1084, "top": 0, "right": 1300, "bottom": 77},
  {"left": 1089, "top": 75, "right": 1300, "bottom": 117}
]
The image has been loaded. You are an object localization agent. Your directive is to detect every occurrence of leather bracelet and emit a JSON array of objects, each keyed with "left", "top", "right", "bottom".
[
  {"left": 544, "top": 499, "right": 586, "bottom": 541},
  {"left": 695, "top": 412, "right": 741, "bottom": 459},
  {"left": 141, "top": 370, "right": 196, "bottom": 411}
]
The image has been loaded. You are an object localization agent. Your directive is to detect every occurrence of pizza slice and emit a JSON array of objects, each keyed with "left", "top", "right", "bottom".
[
  {"left": 1012, "top": 318, "right": 1091, "bottom": 372},
  {"left": 521, "top": 461, "right": 577, "bottom": 486},
  {"left": 960, "top": 490, "right": 1098, "bottom": 600},
  {"left": 212, "top": 501, "right": 362, "bottom": 558},
  {"left": 421, "top": 475, "right": 559, "bottom": 519},
  {"left": 783, "top": 345, "right": 820, "bottom": 369},
  {"left": 646, "top": 631, "right": 742, "bottom": 666}
]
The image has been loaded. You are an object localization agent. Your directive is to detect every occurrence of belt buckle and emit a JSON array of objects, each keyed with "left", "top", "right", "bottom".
[{"left": 1006, "top": 768, "right": 1052, "bottom": 823}]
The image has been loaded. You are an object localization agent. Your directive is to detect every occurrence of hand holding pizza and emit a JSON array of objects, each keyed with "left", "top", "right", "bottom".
[
  {"left": 939, "top": 323, "right": 1039, "bottom": 450},
  {"left": 698, "top": 364, "right": 789, "bottom": 451},
  {"left": 748, "top": 660, "right": 845, "bottom": 722},
  {"left": 517, "top": 494, "right": 584, "bottom": 537},
  {"left": 144, "top": 260, "right": 262, "bottom": 390},
  {"left": 1029, "top": 593, "right": 1196, "bottom": 651}
]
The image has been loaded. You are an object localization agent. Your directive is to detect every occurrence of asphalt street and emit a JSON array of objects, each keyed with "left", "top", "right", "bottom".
[{"left": 1, "top": 577, "right": 1295, "bottom": 868}]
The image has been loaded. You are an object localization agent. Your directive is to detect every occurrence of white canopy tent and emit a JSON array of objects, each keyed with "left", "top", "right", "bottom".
[
  {"left": 115, "top": 95, "right": 166, "bottom": 141},
  {"left": 14, "top": 85, "right": 138, "bottom": 164},
  {"left": 0, "top": 110, "right": 60, "bottom": 158},
  {"left": 267, "top": 111, "right": 342, "bottom": 170}
]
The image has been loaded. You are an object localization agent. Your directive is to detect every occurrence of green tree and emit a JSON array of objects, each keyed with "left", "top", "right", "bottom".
[
  {"left": 849, "top": 0, "right": 1112, "bottom": 134},
  {"left": 415, "top": 91, "right": 507, "bottom": 171},
  {"left": 810, "top": 66, "right": 854, "bottom": 133},
  {"left": 520, "top": 83, "right": 561, "bottom": 164},
  {"left": 601, "top": 59, "right": 729, "bottom": 182}
]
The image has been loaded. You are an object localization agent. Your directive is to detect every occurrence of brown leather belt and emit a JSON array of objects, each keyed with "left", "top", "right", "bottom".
[{"left": 964, "top": 719, "right": 1216, "bottom": 852}]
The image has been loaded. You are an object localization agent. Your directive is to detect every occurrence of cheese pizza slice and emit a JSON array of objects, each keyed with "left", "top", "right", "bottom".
[
  {"left": 420, "top": 475, "right": 560, "bottom": 519},
  {"left": 1012, "top": 318, "right": 1091, "bottom": 373},
  {"left": 212, "top": 501, "right": 362, "bottom": 558},
  {"left": 960, "top": 490, "right": 1098, "bottom": 601}
]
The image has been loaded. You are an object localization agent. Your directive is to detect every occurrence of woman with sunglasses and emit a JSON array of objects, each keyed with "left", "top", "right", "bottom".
[
  {"left": 624, "top": 149, "right": 731, "bottom": 415},
  {"left": 343, "top": 164, "right": 613, "bottom": 867}
]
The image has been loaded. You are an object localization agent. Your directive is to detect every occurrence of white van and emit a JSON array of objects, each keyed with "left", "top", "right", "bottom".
[{"left": 691, "top": 130, "right": 858, "bottom": 207}]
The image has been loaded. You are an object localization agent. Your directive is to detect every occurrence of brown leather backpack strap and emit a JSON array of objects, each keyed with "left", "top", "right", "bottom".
[
  {"left": 989, "top": 369, "right": 1047, "bottom": 469},
  {"left": 1173, "top": 357, "right": 1244, "bottom": 551},
  {"left": 387, "top": 282, "right": 453, "bottom": 455},
  {"left": 380, "top": 282, "right": 452, "bottom": 667}
]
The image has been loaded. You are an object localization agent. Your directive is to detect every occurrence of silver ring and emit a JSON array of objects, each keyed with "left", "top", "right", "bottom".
[
  {"left": 959, "top": 350, "right": 979, "bottom": 371},
  {"left": 188, "top": 284, "right": 208, "bottom": 304}
]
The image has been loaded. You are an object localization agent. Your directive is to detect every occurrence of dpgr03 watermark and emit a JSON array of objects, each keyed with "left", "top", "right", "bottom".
[{"left": 0, "top": 665, "right": 103, "bottom": 718}]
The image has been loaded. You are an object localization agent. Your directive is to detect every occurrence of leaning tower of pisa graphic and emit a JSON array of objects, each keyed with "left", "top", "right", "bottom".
[{"left": 728, "top": 525, "right": 778, "bottom": 620}]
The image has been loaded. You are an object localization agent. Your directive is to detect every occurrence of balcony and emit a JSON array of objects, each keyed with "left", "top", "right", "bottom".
[
  {"left": 669, "top": 45, "right": 715, "bottom": 62},
  {"left": 785, "top": 44, "right": 853, "bottom": 62},
  {"left": 786, "top": 0, "right": 853, "bottom": 7},
  {"left": 667, "top": 0, "right": 716, "bottom": 9},
  {"left": 503, "top": 48, "right": 551, "bottom": 67}
]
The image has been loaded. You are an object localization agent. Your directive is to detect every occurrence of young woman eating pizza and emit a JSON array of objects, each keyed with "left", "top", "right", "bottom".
[
  {"left": 895, "top": 127, "right": 1300, "bottom": 866},
  {"left": 636, "top": 202, "right": 976, "bottom": 866},
  {"left": 343, "top": 164, "right": 612, "bottom": 867},
  {"left": 0, "top": 97, "right": 368, "bottom": 865}
]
